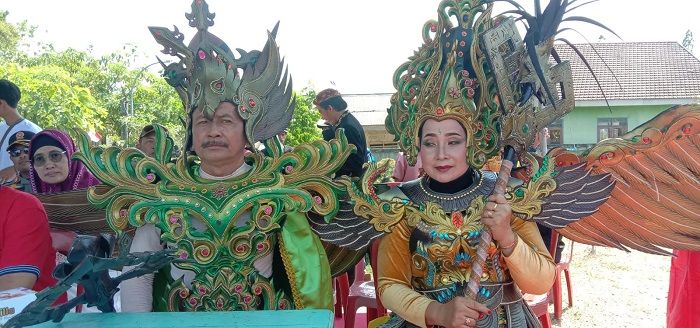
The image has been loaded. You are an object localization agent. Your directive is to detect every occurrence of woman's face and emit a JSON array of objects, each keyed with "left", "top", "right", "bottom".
[
  {"left": 33, "top": 145, "right": 69, "bottom": 184},
  {"left": 419, "top": 119, "right": 469, "bottom": 183}
]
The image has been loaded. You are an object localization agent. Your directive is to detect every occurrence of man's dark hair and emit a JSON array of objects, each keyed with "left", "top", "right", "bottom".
[
  {"left": 319, "top": 97, "right": 347, "bottom": 111},
  {"left": 0, "top": 79, "right": 21, "bottom": 108}
]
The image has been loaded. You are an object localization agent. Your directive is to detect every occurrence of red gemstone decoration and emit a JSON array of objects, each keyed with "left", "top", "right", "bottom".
[
  {"left": 169, "top": 215, "right": 179, "bottom": 224},
  {"left": 200, "top": 248, "right": 210, "bottom": 257},
  {"left": 256, "top": 243, "right": 265, "bottom": 252},
  {"left": 263, "top": 206, "right": 272, "bottom": 215},
  {"left": 214, "top": 81, "right": 223, "bottom": 90},
  {"left": 436, "top": 107, "right": 445, "bottom": 116},
  {"left": 460, "top": 41, "right": 466, "bottom": 47},
  {"left": 599, "top": 152, "right": 615, "bottom": 161},
  {"left": 198, "top": 287, "right": 207, "bottom": 295},
  {"left": 452, "top": 212, "right": 464, "bottom": 228},
  {"left": 254, "top": 286, "right": 262, "bottom": 295},
  {"left": 284, "top": 165, "right": 293, "bottom": 174},
  {"left": 234, "top": 284, "right": 243, "bottom": 293},
  {"left": 244, "top": 296, "right": 252, "bottom": 304},
  {"left": 467, "top": 88, "right": 475, "bottom": 98},
  {"left": 198, "top": 50, "right": 206, "bottom": 60},
  {"left": 557, "top": 161, "right": 564, "bottom": 167},
  {"left": 457, "top": 51, "right": 464, "bottom": 57},
  {"left": 642, "top": 137, "right": 651, "bottom": 144},
  {"left": 179, "top": 289, "right": 189, "bottom": 298},
  {"left": 189, "top": 297, "right": 197, "bottom": 306},
  {"left": 179, "top": 252, "right": 188, "bottom": 259},
  {"left": 461, "top": 31, "right": 467, "bottom": 37},
  {"left": 314, "top": 196, "right": 322, "bottom": 204},
  {"left": 682, "top": 124, "right": 692, "bottom": 134},
  {"left": 248, "top": 98, "right": 256, "bottom": 107},
  {"left": 240, "top": 106, "right": 247, "bottom": 112},
  {"left": 430, "top": 24, "right": 437, "bottom": 32}
]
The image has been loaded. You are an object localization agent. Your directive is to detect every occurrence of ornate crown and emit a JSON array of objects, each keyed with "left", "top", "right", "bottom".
[
  {"left": 149, "top": 0, "right": 294, "bottom": 149},
  {"left": 386, "top": 0, "right": 576, "bottom": 168}
]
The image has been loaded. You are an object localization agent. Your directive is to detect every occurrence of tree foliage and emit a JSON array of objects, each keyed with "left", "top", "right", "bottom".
[
  {"left": 0, "top": 11, "right": 318, "bottom": 149},
  {"left": 287, "top": 87, "right": 321, "bottom": 146},
  {"left": 682, "top": 29, "right": 694, "bottom": 54},
  {"left": 0, "top": 12, "right": 184, "bottom": 146}
]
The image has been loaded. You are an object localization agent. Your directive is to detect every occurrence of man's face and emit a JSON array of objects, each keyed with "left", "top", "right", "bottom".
[
  {"left": 316, "top": 105, "right": 331, "bottom": 123},
  {"left": 278, "top": 131, "right": 287, "bottom": 144},
  {"left": 136, "top": 134, "right": 156, "bottom": 157},
  {"left": 191, "top": 102, "right": 247, "bottom": 166},
  {"left": 8, "top": 144, "right": 30, "bottom": 176}
]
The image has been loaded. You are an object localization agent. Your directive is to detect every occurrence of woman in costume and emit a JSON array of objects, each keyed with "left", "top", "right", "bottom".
[
  {"left": 29, "top": 129, "right": 99, "bottom": 194},
  {"left": 317, "top": 1, "right": 700, "bottom": 327},
  {"left": 376, "top": 118, "right": 554, "bottom": 327}
]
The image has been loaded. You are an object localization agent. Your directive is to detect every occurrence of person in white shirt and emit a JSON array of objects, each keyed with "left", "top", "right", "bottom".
[{"left": 0, "top": 80, "right": 42, "bottom": 176}]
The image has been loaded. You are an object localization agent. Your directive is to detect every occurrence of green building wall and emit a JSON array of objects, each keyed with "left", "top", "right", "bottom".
[{"left": 560, "top": 104, "right": 674, "bottom": 147}]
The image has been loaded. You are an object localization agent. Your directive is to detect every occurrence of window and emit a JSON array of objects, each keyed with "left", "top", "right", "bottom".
[{"left": 597, "top": 118, "right": 627, "bottom": 141}]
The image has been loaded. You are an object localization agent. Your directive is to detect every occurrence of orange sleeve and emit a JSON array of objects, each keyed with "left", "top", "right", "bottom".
[
  {"left": 377, "top": 221, "right": 434, "bottom": 328},
  {"left": 503, "top": 219, "right": 556, "bottom": 294}
]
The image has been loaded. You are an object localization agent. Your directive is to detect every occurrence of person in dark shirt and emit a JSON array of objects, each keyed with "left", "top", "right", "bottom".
[{"left": 314, "top": 88, "right": 368, "bottom": 178}]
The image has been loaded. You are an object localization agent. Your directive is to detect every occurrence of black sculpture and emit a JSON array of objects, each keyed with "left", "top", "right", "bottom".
[{"left": 5, "top": 233, "right": 175, "bottom": 328}]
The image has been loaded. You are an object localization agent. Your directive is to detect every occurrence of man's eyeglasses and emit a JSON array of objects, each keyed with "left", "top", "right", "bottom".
[
  {"left": 8, "top": 147, "right": 29, "bottom": 158},
  {"left": 33, "top": 150, "right": 67, "bottom": 167}
]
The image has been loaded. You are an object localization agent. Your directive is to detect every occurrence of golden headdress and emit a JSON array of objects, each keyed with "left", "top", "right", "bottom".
[{"left": 386, "top": 0, "right": 578, "bottom": 168}]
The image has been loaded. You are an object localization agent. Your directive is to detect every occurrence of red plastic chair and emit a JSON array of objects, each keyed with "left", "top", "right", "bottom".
[
  {"left": 344, "top": 239, "right": 386, "bottom": 328},
  {"left": 549, "top": 230, "right": 573, "bottom": 320},
  {"left": 334, "top": 274, "right": 350, "bottom": 318},
  {"left": 525, "top": 293, "right": 552, "bottom": 328}
]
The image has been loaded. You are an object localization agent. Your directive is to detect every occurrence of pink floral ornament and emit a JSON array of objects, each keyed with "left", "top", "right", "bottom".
[{"left": 198, "top": 49, "right": 207, "bottom": 60}]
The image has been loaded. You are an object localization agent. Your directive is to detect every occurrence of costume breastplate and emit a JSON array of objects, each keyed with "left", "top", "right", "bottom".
[{"left": 157, "top": 197, "right": 292, "bottom": 311}]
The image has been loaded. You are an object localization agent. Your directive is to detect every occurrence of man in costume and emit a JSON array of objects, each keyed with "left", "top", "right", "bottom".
[{"left": 74, "top": 0, "right": 355, "bottom": 313}]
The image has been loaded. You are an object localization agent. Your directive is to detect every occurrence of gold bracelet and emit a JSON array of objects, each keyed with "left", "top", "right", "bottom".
[{"left": 498, "top": 235, "right": 518, "bottom": 251}]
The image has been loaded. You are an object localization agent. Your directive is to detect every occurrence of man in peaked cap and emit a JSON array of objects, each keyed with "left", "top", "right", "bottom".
[{"left": 5, "top": 130, "right": 35, "bottom": 192}]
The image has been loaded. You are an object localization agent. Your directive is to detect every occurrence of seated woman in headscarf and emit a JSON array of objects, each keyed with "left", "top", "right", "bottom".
[
  {"left": 28, "top": 129, "right": 114, "bottom": 312},
  {"left": 29, "top": 129, "right": 99, "bottom": 194}
]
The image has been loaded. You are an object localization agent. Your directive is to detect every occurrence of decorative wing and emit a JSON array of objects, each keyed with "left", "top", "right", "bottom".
[
  {"left": 511, "top": 105, "right": 700, "bottom": 255},
  {"left": 558, "top": 105, "right": 700, "bottom": 255},
  {"left": 36, "top": 185, "right": 115, "bottom": 235},
  {"left": 238, "top": 25, "right": 295, "bottom": 144}
]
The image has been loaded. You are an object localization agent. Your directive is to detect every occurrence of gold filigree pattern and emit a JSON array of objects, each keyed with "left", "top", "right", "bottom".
[
  {"left": 75, "top": 127, "right": 353, "bottom": 311},
  {"left": 508, "top": 156, "right": 558, "bottom": 220}
]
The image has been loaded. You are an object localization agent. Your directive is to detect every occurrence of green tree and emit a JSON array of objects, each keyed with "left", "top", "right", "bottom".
[
  {"left": 0, "top": 11, "right": 19, "bottom": 55},
  {"left": 287, "top": 87, "right": 321, "bottom": 146},
  {"left": 682, "top": 29, "right": 694, "bottom": 53}
]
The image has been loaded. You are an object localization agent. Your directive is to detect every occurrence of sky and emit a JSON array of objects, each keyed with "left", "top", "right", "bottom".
[{"left": 3, "top": 0, "right": 699, "bottom": 94}]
